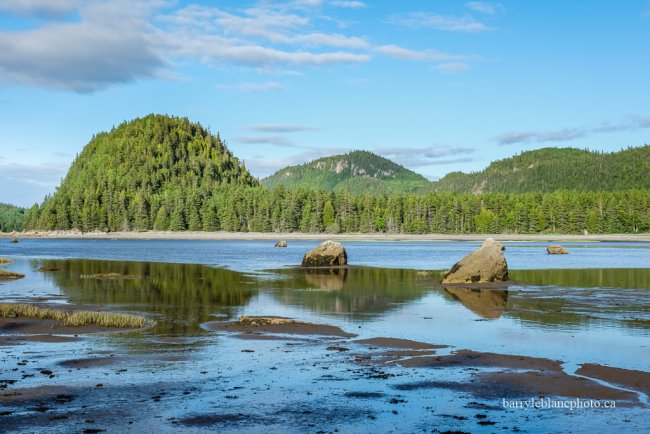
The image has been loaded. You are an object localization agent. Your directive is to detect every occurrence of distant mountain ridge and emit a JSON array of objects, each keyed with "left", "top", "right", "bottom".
[
  {"left": 261, "top": 150, "right": 431, "bottom": 195},
  {"left": 432, "top": 146, "right": 650, "bottom": 194}
]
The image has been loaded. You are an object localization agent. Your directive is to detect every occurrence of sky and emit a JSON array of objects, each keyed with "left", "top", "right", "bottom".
[{"left": 1, "top": 0, "right": 649, "bottom": 207}]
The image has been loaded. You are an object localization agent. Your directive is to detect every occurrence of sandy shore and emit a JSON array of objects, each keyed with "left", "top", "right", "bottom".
[{"left": 2, "top": 230, "right": 650, "bottom": 242}]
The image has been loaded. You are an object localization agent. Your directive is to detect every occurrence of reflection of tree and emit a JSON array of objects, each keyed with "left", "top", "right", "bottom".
[
  {"left": 510, "top": 268, "right": 650, "bottom": 289},
  {"left": 270, "top": 266, "right": 432, "bottom": 319},
  {"left": 36, "top": 259, "right": 256, "bottom": 333},
  {"left": 444, "top": 287, "right": 508, "bottom": 319}
]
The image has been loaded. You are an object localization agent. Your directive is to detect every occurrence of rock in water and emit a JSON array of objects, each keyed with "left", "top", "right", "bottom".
[
  {"left": 547, "top": 245, "right": 568, "bottom": 254},
  {"left": 441, "top": 238, "right": 508, "bottom": 284},
  {"left": 301, "top": 240, "right": 347, "bottom": 267},
  {"left": 275, "top": 240, "right": 288, "bottom": 248}
]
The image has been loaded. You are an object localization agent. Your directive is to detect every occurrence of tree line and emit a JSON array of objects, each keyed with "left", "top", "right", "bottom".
[{"left": 22, "top": 187, "right": 650, "bottom": 234}]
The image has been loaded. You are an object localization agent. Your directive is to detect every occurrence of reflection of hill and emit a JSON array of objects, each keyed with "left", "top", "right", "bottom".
[
  {"left": 36, "top": 259, "right": 256, "bottom": 333},
  {"left": 444, "top": 287, "right": 508, "bottom": 319},
  {"left": 270, "top": 266, "right": 431, "bottom": 319},
  {"left": 304, "top": 268, "right": 348, "bottom": 291},
  {"left": 510, "top": 269, "right": 650, "bottom": 289}
]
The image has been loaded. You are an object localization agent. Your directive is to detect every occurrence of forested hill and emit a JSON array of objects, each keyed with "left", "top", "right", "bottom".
[
  {"left": 262, "top": 150, "right": 431, "bottom": 194},
  {"left": 0, "top": 203, "right": 25, "bottom": 232},
  {"left": 24, "top": 114, "right": 258, "bottom": 231},
  {"left": 433, "top": 146, "right": 650, "bottom": 194}
]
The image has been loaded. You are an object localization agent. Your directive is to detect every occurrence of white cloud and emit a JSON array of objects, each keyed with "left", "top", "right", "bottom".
[
  {"left": 246, "top": 124, "right": 321, "bottom": 133},
  {"left": 387, "top": 12, "right": 490, "bottom": 33},
  {"left": 0, "top": 0, "right": 80, "bottom": 18},
  {"left": 330, "top": 1, "right": 367, "bottom": 8},
  {"left": 376, "top": 44, "right": 467, "bottom": 62},
  {"left": 0, "top": 1, "right": 371, "bottom": 92},
  {"left": 234, "top": 136, "right": 297, "bottom": 148},
  {"left": 466, "top": 2, "right": 502, "bottom": 15},
  {"left": 0, "top": 161, "right": 69, "bottom": 207},
  {"left": 496, "top": 115, "right": 650, "bottom": 145},
  {"left": 217, "top": 81, "right": 286, "bottom": 92},
  {"left": 377, "top": 146, "right": 475, "bottom": 167},
  {"left": 435, "top": 62, "right": 470, "bottom": 73}
]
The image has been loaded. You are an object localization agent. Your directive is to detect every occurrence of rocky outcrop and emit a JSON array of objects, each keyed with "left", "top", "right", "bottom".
[
  {"left": 441, "top": 238, "right": 508, "bottom": 284},
  {"left": 275, "top": 240, "right": 288, "bottom": 248},
  {"left": 301, "top": 240, "right": 347, "bottom": 267},
  {"left": 547, "top": 245, "right": 568, "bottom": 254}
]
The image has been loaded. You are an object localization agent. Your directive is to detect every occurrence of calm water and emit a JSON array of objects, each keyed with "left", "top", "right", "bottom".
[{"left": 1, "top": 239, "right": 649, "bottom": 433}]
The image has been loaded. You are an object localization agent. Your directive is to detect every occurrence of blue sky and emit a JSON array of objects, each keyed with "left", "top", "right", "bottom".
[{"left": 1, "top": 0, "right": 649, "bottom": 207}]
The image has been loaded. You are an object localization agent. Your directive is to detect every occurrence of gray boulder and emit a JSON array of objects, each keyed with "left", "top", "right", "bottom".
[
  {"left": 441, "top": 238, "right": 508, "bottom": 284},
  {"left": 301, "top": 240, "right": 347, "bottom": 267}
]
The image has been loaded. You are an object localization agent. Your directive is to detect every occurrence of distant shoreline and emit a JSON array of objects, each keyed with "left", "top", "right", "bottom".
[{"left": 2, "top": 230, "right": 650, "bottom": 242}]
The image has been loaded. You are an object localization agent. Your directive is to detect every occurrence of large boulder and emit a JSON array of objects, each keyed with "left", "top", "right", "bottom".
[
  {"left": 441, "top": 238, "right": 508, "bottom": 284},
  {"left": 547, "top": 245, "right": 568, "bottom": 254},
  {"left": 301, "top": 240, "right": 347, "bottom": 267}
]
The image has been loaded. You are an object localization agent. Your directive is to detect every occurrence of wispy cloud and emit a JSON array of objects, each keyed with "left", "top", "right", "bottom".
[
  {"left": 466, "top": 2, "right": 503, "bottom": 15},
  {"left": 0, "top": 161, "right": 69, "bottom": 207},
  {"left": 387, "top": 12, "right": 490, "bottom": 33},
  {"left": 435, "top": 62, "right": 470, "bottom": 73},
  {"left": 233, "top": 136, "right": 298, "bottom": 148},
  {"left": 217, "top": 81, "right": 286, "bottom": 92},
  {"left": 377, "top": 145, "right": 475, "bottom": 167},
  {"left": 376, "top": 44, "right": 468, "bottom": 62},
  {"left": 496, "top": 116, "right": 650, "bottom": 145},
  {"left": 330, "top": 1, "right": 367, "bottom": 8},
  {"left": 246, "top": 124, "right": 321, "bottom": 133}
]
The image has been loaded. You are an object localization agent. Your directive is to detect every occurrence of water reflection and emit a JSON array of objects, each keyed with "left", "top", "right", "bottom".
[
  {"left": 304, "top": 268, "right": 348, "bottom": 291},
  {"left": 35, "top": 258, "right": 256, "bottom": 333},
  {"left": 510, "top": 268, "right": 650, "bottom": 289},
  {"left": 269, "top": 266, "right": 434, "bottom": 319},
  {"left": 443, "top": 287, "right": 508, "bottom": 319}
]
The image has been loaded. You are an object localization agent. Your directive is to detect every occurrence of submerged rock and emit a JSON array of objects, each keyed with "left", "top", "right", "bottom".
[
  {"left": 301, "top": 240, "right": 347, "bottom": 267},
  {"left": 10, "top": 238, "right": 18, "bottom": 244},
  {"left": 275, "top": 240, "right": 288, "bottom": 248},
  {"left": 547, "top": 245, "right": 569, "bottom": 255},
  {"left": 441, "top": 238, "right": 508, "bottom": 284}
]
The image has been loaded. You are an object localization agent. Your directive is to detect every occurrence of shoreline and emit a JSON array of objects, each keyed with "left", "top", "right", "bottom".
[{"left": 2, "top": 230, "right": 650, "bottom": 242}]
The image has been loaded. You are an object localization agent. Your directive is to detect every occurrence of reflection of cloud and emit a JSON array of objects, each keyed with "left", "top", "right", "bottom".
[
  {"left": 496, "top": 115, "right": 650, "bottom": 145},
  {"left": 387, "top": 12, "right": 490, "bottom": 33}
]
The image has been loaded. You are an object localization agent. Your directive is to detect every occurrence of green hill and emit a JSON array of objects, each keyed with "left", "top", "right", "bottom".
[
  {"left": 25, "top": 114, "right": 258, "bottom": 231},
  {"left": 433, "top": 146, "right": 650, "bottom": 194},
  {"left": 262, "top": 150, "right": 431, "bottom": 195}
]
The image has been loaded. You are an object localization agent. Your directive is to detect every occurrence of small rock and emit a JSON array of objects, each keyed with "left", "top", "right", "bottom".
[
  {"left": 547, "top": 245, "right": 569, "bottom": 254},
  {"left": 274, "top": 240, "right": 288, "bottom": 248}
]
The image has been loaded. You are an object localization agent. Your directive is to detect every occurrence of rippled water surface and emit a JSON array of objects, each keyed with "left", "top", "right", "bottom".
[{"left": 1, "top": 239, "right": 649, "bottom": 433}]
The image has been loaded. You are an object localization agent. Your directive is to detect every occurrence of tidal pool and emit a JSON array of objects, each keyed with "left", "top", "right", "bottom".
[{"left": 1, "top": 240, "right": 649, "bottom": 433}]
